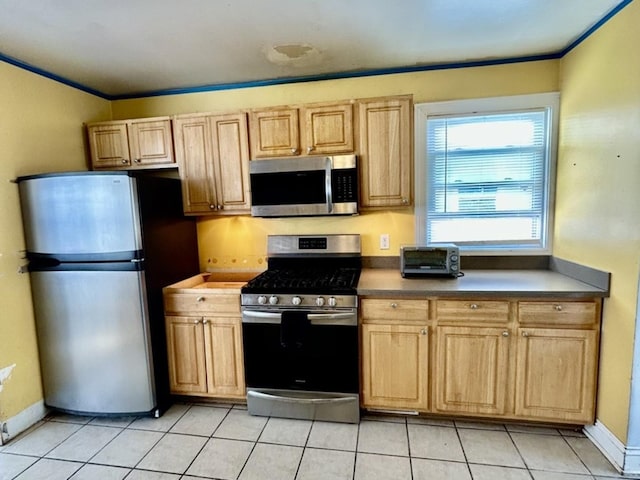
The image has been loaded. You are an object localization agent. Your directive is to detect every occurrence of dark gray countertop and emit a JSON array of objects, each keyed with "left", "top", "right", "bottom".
[{"left": 357, "top": 268, "right": 608, "bottom": 298}]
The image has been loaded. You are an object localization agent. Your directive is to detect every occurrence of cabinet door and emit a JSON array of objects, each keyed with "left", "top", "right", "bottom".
[
  {"left": 208, "top": 113, "right": 251, "bottom": 213},
  {"left": 87, "top": 123, "right": 131, "bottom": 169},
  {"left": 249, "top": 108, "right": 300, "bottom": 158},
  {"left": 165, "top": 316, "right": 207, "bottom": 394},
  {"left": 302, "top": 103, "right": 354, "bottom": 155},
  {"left": 358, "top": 96, "right": 412, "bottom": 208},
  {"left": 361, "top": 324, "right": 429, "bottom": 410},
  {"left": 128, "top": 119, "right": 175, "bottom": 167},
  {"left": 434, "top": 326, "right": 510, "bottom": 415},
  {"left": 202, "top": 316, "right": 246, "bottom": 397},
  {"left": 173, "top": 116, "right": 217, "bottom": 214},
  {"left": 515, "top": 328, "right": 598, "bottom": 423}
]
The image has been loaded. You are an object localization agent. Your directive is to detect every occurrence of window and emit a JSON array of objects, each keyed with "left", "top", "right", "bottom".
[{"left": 414, "top": 93, "right": 559, "bottom": 254}]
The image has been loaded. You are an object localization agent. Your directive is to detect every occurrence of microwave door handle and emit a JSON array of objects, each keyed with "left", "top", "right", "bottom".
[{"left": 325, "top": 157, "right": 333, "bottom": 213}]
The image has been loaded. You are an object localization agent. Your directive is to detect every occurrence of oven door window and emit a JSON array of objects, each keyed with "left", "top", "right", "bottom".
[
  {"left": 242, "top": 316, "right": 358, "bottom": 394},
  {"left": 250, "top": 170, "right": 327, "bottom": 206}
]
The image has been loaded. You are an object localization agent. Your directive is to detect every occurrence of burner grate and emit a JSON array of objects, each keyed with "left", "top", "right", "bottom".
[{"left": 242, "top": 267, "right": 360, "bottom": 294}]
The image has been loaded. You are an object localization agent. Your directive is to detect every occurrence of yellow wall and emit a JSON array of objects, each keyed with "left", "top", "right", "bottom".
[
  {"left": 557, "top": 1, "right": 640, "bottom": 442},
  {"left": 0, "top": 62, "right": 110, "bottom": 422},
  {"left": 112, "top": 61, "right": 559, "bottom": 269}
]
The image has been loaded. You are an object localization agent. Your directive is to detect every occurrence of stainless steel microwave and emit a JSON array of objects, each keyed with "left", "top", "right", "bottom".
[
  {"left": 400, "top": 244, "right": 460, "bottom": 278},
  {"left": 249, "top": 155, "right": 358, "bottom": 217}
]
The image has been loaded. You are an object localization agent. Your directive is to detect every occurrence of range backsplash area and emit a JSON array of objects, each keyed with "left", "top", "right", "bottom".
[{"left": 197, "top": 210, "right": 414, "bottom": 273}]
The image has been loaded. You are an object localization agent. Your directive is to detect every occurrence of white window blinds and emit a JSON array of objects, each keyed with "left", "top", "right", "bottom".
[{"left": 426, "top": 109, "right": 551, "bottom": 248}]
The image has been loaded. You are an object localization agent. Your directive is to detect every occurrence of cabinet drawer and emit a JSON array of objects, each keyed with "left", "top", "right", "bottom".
[
  {"left": 361, "top": 298, "right": 428, "bottom": 323},
  {"left": 436, "top": 300, "right": 510, "bottom": 323},
  {"left": 518, "top": 301, "right": 597, "bottom": 327},
  {"left": 164, "top": 293, "right": 240, "bottom": 314}
]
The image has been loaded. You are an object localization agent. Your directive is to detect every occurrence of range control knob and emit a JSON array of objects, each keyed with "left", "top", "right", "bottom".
[
  {"left": 269, "top": 295, "right": 279, "bottom": 305},
  {"left": 315, "top": 297, "right": 325, "bottom": 307},
  {"left": 328, "top": 297, "right": 337, "bottom": 307},
  {"left": 291, "top": 296, "right": 302, "bottom": 306},
  {"left": 257, "top": 295, "right": 267, "bottom": 305}
]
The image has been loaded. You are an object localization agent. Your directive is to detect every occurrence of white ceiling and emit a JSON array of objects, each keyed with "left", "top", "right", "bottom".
[{"left": 0, "top": 0, "right": 626, "bottom": 99}]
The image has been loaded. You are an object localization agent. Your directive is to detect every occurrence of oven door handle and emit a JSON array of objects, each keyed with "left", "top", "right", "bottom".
[
  {"left": 308, "top": 312, "right": 356, "bottom": 326},
  {"left": 248, "top": 390, "right": 355, "bottom": 405},
  {"left": 242, "top": 310, "right": 356, "bottom": 326}
]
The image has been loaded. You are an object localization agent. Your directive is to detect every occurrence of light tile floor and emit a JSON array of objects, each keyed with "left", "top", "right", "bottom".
[{"left": 0, "top": 401, "right": 637, "bottom": 480}]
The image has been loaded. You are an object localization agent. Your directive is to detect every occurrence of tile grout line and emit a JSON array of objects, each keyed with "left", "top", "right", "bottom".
[
  {"left": 453, "top": 419, "right": 475, "bottom": 479},
  {"left": 127, "top": 403, "right": 193, "bottom": 475},
  {"left": 561, "top": 431, "right": 600, "bottom": 479},
  {"left": 353, "top": 415, "right": 362, "bottom": 480},
  {"left": 504, "top": 427, "right": 536, "bottom": 480},
  {"left": 404, "top": 417, "right": 416, "bottom": 480},
  {"left": 234, "top": 411, "right": 270, "bottom": 480}
]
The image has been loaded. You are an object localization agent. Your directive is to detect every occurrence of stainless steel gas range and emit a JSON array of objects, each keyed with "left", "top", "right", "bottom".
[{"left": 240, "top": 234, "right": 361, "bottom": 423}]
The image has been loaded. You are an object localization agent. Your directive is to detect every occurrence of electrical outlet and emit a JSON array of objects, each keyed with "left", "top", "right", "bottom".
[{"left": 380, "top": 234, "right": 390, "bottom": 250}]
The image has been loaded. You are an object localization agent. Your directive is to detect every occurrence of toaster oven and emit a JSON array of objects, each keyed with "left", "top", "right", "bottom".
[{"left": 400, "top": 244, "right": 460, "bottom": 278}]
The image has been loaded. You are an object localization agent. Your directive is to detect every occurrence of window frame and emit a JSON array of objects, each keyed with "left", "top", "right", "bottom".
[{"left": 414, "top": 92, "right": 559, "bottom": 255}]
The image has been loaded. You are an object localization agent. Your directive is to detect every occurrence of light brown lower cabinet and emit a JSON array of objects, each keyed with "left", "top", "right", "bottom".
[
  {"left": 360, "top": 296, "right": 601, "bottom": 424},
  {"left": 514, "top": 327, "right": 598, "bottom": 423},
  {"left": 433, "top": 326, "right": 510, "bottom": 416},
  {"left": 163, "top": 287, "right": 246, "bottom": 400},
  {"left": 165, "top": 315, "right": 245, "bottom": 398},
  {"left": 361, "top": 324, "right": 429, "bottom": 410}
]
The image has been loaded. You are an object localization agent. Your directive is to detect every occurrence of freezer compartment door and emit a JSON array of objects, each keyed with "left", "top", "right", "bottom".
[
  {"left": 18, "top": 173, "right": 142, "bottom": 259},
  {"left": 30, "top": 269, "right": 156, "bottom": 415}
]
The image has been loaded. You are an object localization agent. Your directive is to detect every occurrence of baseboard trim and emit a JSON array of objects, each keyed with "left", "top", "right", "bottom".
[
  {"left": 0, "top": 400, "right": 48, "bottom": 444},
  {"left": 584, "top": 420, "right": 640, "bottom": 476},
  {"left": 626, "top": 446, "right": 640, "bottom": 474}
]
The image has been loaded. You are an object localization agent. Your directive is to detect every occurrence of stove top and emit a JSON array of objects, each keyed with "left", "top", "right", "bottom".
[{"left": 241, "top": 234, "right": 361, "bottom": 308}]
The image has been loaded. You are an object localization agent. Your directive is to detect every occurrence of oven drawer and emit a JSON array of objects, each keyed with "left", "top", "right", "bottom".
[
  {"left": 164, "top": 293, "right": 240, "bottom": 314},
  {"left": 361, "top": 298, "right": 428, "bottom": 323}
]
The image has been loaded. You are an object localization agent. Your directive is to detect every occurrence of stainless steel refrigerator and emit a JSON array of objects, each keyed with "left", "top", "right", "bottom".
[{"left": 17, "top": 171, "right": 198, "bottom": 417}]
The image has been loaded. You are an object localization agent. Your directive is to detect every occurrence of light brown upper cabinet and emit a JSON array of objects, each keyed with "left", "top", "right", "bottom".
[
  {"left": 173, "top": 112, "right": 251, "bottom": 215},
  {"left": 357, "top": 95, "right": 413, "bottom": 208},
  {"left": 249, "top": 101, "right": 354, "bottom": 158},
  {"left": 87, "top": 117, "right": 175, "bottom": 170}
]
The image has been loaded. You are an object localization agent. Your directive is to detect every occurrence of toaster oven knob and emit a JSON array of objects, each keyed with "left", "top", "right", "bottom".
[
  {"left": 291, "top": 296, "right": 302, "bottom": 306},
  {"left": 315, "top": 296, "right": 325, "bottom": 307},
  {"left": 269, "top": 295, "right": 279, "bottom": 305},
  {"left": 257, "top": 295, "right": 267, "bottom": 305},
  {"left": 328, "top": 297, "right": 337, "bottom": 307}
]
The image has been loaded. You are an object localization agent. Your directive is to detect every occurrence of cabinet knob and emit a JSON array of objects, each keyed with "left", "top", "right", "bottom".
[
  {"left": 401, "top": 198, "right": 409, "bottom": 205},
  {"left": 217, "top": 205, "right": 223, "bottom": 210},
  {"left": 554, "top": 304, "right": 563, "bottom": 311},
  {"left": 390, "top": 303, "right": 398, "bottom": 309},
  {"left": 522, "top": 331, "right": 529, "bottom": 337},
  {"left": 194, "top": 319, "right": 200, "bottom": 324},
  {"left": 470, "top": 304, "right": 479, "bottom": 310},
  {"left": 291, "top": 148, "right": 299, "bottom": 154},
  {"left": 209, "top": 204, "right": 216, "bottom": 210},
  {"left": 196, "top": 296, "right": 205, "bottom": 302},
  {"left": 134, "top": 158, "right": 141, "bottom": 163},
  {"left": 421, "top": 328, "right": 428, "bottom": 335},
  {"left": 502, "top": 331, "right": 510, "bottom": 337},
  {"left": 203, "top": 319, "right": 209, "bottom": 325},
  {"left": 121, "top": 159, "right": 128, "bottom": 164},
  {"left": 307, "top": 146, "right": 315, "bottom": 153}
]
